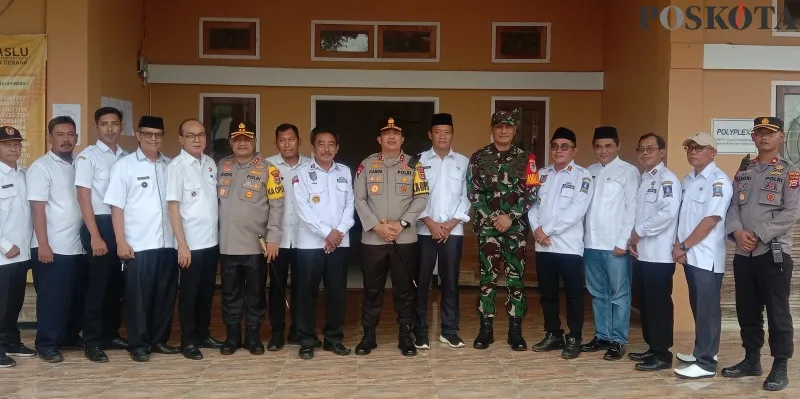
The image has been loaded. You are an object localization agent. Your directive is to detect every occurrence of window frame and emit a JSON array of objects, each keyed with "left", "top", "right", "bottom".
[
  {"left": 311, "top": 20, "right": 441, "bottom": 62},
  {"left": 772, "top": 0, "right": 800, "bottom": 37},
  {"left": 491, "top": 22, "right": 551, "bottom": 64},
  {"left": 313, "top": 23, "right": 375, "bottom": 60},
  {"left": 199, "top": 17, "right": 260, "bottom": 60}
]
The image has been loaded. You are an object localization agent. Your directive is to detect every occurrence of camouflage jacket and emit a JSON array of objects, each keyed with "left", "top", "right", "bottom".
[{"left": 467, "top": 143, "right": 537, "bottom": 236}]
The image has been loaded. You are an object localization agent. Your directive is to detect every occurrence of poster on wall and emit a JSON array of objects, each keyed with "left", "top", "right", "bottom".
[
  {"left": 0, "top": 35, "right": 46, "bottom": 167},
  {"left": 711, "top": 118, "right": 756, "bottom": 155},
  {"left": 101, "top": 96, "right": 135, "bottom": 136}
]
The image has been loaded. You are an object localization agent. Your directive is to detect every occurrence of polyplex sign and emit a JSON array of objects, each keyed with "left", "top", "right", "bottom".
[{"left": 640, "top": 3, "right": 797, "bottom": 30}]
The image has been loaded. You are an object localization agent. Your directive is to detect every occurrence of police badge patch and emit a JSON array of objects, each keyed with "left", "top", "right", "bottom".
[
  {"left": 580, "top": 177, "right": 591, "bottom": 193},
  {"left": 309, "top": 171, "right": 317, "bottom": 181},
  {"left": 712, "top": 182, "right": 724, "bottom": 197},
  {"left": 662, "top": 181, "right": 673, "bottom": 198}
]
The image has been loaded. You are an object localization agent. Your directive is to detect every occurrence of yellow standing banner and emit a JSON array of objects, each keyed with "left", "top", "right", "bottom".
[{"left": 0, "top": 35, "right": 46, "bottom": 168}]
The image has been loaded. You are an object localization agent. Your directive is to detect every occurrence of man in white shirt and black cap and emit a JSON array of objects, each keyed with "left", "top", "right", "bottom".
[
  {"left": 414, "top": 113, "right": 470, "bottom": 349},
  {"left": 528, "top": 127, "right": 593, "bottom": 360},
  {"left": 27, "top": 116, "right": 87, "bottom": 363},
  {"left": 627, "top": 133, "right": 681, "bottom": 371},
  {"left": 581, "top": 126, "right": 640, "bottom": 360},
  {"left": 104, "top": 116, "right": 180, "bottom": 362},
  {"left": 672, "top": 131, "right": 732, "bottom": 379},
  {"left": 0, "top": 126, "right": 36, "bottom": 368},
  {"left": 75, "top": 107, "right": 129, "bottom": 363},
  {"left": 166, "top": 119, "right": 224, "bottom": 360},
  {"left": 292, "top": 126, "right": 355, "bottom": 359},
  {"left": 264, "top": 123, "right": 314, "bottom": 350}
]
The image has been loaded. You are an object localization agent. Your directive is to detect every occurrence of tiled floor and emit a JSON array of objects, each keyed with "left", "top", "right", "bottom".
[{"left": 3, "top": 289, "right": 799, "bottom": 398}]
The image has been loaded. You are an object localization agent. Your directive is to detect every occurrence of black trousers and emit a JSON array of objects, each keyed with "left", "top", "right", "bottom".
[
  {"left": 415, "top": 235, "right": 462, "bottom": 336},
  {"left": 125, "top": 248, "right": 178, "bottom": 353},
  {"left": 31, "top": 251, "right": 88, "bottom": 352},
  {"left": 684, "top": 265, "right": 723, "bottom": 372},
  {"left": 361, "top": 243, "right": 418, "bottom": 327},
  {"left": 0, "top": 261, "right": 29, "bottom": 353},
  {"left": 296, "top": 248, "right": 349, "bottom": 347},
  {"left": 179, "top": 246, "right": 219, "bottom": 346},
  {"left": 80, "top": 216, "right": 125, "bottom": 347},
  {"left": 269, "top": 248, "right": 298, "bottom": 335},
  {"left": 733, "top": 252, "right": 794, "bottom": 359},
  {"left": 636, "top": 261, "right": 675, "bottom": 362},
  {"left": 220, "top": 254, "right": 267, "bottom": 326},
  {"left": 535, "top": 251, "right": 585, "bottom": 339}
]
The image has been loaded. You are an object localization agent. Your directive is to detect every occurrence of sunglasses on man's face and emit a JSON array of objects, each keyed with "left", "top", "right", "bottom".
[{"left": 550, "top": 143, "right": 575, "bottom": 152}]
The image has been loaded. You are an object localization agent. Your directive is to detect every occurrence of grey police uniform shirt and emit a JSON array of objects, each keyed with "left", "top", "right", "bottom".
[
  {"left": 726, "top": 155, "right": 800, "bottom": 257},
  {"left": 354, "top": 152, "right": 429, "bottom": 245}
]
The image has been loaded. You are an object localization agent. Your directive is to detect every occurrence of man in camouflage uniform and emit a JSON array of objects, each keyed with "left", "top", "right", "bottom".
[{"left": 467, "top": 110, "right": 538, "bottom": 351}]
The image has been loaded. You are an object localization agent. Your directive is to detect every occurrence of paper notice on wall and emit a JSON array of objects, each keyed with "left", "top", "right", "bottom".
[
  {"left": 52, "top": 104, "right": 82, "bottom": 145},
  {"left": 712, "top": 118, "right": 756, "bottom": 154},
  {"left": 100, "top": 96, "right": 135, "bottom": 136}
]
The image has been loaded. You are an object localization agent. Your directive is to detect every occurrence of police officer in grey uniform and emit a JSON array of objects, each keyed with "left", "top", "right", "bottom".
[
  {"left": 216, "top": 122, "right": 285, "bottom": 356},
  {"left": 722, "top": 117, "right": 800, "bottom": 392},
  {"left": 353, "top": 118, "right": 429, "bottom": 357}
]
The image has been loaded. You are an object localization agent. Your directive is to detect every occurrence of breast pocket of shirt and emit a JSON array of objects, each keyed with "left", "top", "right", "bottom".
[
  {"left": 95, "top": 168, "right": 110, "bottom": 187},
  {"left": 395, "top": 172, "right": 412, "bottom": 196},
  {"left": 449, "top": 170, "right": 464, "bottom": 195},
  {"left": 758, "top": 183, "right": 782, "bottom": 207},
  {"left": 0, "top": 186, "right": 18, "bottom": 212},
  {"left": 690, "top": 188, "right": 707, "bottom": 212},
  {"left": 336, "top": 181, "right": 350, "bottom": 199},
  {"left": 644, "top": 189, "right": 658, "bottom": 204},
  {"left": 605, "top": 178, "right": 625, "bottom": 199},
  {"left": 240, "top": 180, "right": 266, "bottom": 202},
  {"left": 737, "top": 186, "right": 752, "bottom": 206},
  {"left": 183, "top": 181, "right": 202, "bottom": 203},
  {"left": 558, "top": 185, "right": 574, "bottom": 209}
]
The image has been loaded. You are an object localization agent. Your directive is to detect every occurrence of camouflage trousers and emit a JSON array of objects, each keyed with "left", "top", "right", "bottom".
[{"left": 477, "top": 232, "right": 527, "bottom": 318}]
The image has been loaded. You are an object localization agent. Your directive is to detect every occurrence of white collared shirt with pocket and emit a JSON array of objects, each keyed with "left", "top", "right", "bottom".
[
  {"left": 292, "top": 161, "right": 355, "bottom": 249},
  {"left": 585, "top": 157, "right": 640, "bottom": 251},
  {"left": 677, "top": 161, "right": 732, "bottom": 273},
  {"left": 104, "top": 148, "right": 175, "bottom": 252},
  {"left": 266, "top": 154, "right": 311, "bottom": 249},
  {"left": 528, "top": 161, "right": 594, "bottom": 256},
  {"left": 0, "top": 162, "right": 32, "bottom": 264},
  {"left": 416, "top": 148, "right": 470, "bottom": 236},
  {"left": 74, "top": 140, "right": 127, "bottom": 215},
  {"left": 634, "top": 162, "right": 682, "bottom": 263},
  {"left": 26, "top": 151, "right": 84, "bottom": 255},
  {"left": 166, "top": 150, "right": 219, "bottom": 251}
]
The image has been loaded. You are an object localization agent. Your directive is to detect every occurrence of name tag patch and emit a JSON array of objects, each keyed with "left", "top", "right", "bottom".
[
  {"left": 137, "top": 176, "right": 150, "bottom": 181},
  {"left": 337, "top": 177, "right": 347, "bottom": 183},
  {"left": 1, "top": 184, "right": 12, "bottom": 189}
]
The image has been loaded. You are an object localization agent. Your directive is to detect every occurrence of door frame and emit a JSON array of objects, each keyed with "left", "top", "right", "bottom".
[
  {"left": 310, "top": 95, "right": 440, "bottom": 132},
  {"left": 490, "top": 96, "right": 550, "bottom": 163},
  {"left": 198, "top": 93, "right": 262, "bottom": 148}
]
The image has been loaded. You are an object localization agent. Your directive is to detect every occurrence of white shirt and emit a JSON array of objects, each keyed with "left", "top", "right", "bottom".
[
  {"left": 634, "top": 162, "right": 682, "bottom": 263},
  {"left": 292, "top": 160, "right": 355, "bottom": 249},
  {"left": 0, "top": 162, "right": 32, "bottom": 265},
  {"left": 104, "top": 148, "right": 174, "bottom": 252},
  {"left": 166, "top": 150, "right": 219, "bottom": 251},
  {"left": 26, "top": 151, "right": 84, "bottom": 255},
  {"left": 416, "top": 148, "right": 470, "bottom": 236},
  {"left": 677, "top": 161, "right": 732, "bottom": 273},
  {"left": 585, "top": 157, "right": 640, "bottom": 251},
  {"left": 74, "top": 140, "right": 127, "bottom": 215},
  {"left": 266, "top": 154, "right": 311, "bottom": 248},
  {"left": 528, "top": 161, "right": 594, "bottom": 256}
]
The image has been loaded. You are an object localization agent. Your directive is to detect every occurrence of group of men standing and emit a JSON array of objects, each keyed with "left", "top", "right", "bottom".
[{"left": 0, "top": 106, "right": 795, "bottom": 392}]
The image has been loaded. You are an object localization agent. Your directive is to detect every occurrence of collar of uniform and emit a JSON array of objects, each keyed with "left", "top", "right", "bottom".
[
  {"left": 233, "top": 152, "right": 260, "bottom": 168},
  {"left": 380, "top": 152, "right": 404, "bottom": 166},
  {"left": 95, "top": 139, "right": 124, "bottom": 157},
  {"left": 601, "top": 156, "right": 622, "bottom": 168},
  {"left": 0, "top": 160, "right": 19, "bottom": 174},
  {"left": 178, "top": 149, "right": 202, "bottom": 165},
  {"left": 551, "top": 160, "right": 576, "bottom": 174},
  {"left": 689, "top": 161, "right": 718, "bottom": 180},
  {"left": 310, "top": 158, "right": 339, "bottom": 172},
  {"left": 643, "top": 162, "right": 665, "bottom": 179},
  {"left": 134, "top": 147, "right": 166, "bottom": 164},
  {"left": 47, "top": 150, "right": 73, "bottom": 165},
  {"left": 423, "top": 148, "right": 454, "bottom": 160},
  {"left": 274, "top": 154, "right": 308, "bottom": 169}
]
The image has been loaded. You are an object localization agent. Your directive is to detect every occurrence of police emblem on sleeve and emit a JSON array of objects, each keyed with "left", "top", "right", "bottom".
[
  {"left": 412, "top": 162, "right": 430, "bottom": 195},
  {"left": 712, "top": 182, "right": 724, "bottom": 197},
  {"left": 662, "top": 181, "right": 673, "bottom": 198},
  {"left": 266, "top": 166, "right": 285, "bottom": 200},
  {"left": 580, "top": 177, "right": 591, "bottom": 193}
]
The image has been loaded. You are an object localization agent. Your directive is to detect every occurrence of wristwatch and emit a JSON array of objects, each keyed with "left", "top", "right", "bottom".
[
  {"left": 400, "top": 220, "right": 410, "bottom": 229},
  {"left": 679, "top": 242, "right": 688, "bottom": 252}
]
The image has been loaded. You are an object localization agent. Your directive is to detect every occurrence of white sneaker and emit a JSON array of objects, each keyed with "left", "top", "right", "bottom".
[
  {"left": 674, "top": 364, "right": 716, "bottom": 379},
  {"left": 439, "top": 334, "right": 466, "bottom": 348},
  {"left": 676, "top": 353, "right": 718, "bottom": 363}
]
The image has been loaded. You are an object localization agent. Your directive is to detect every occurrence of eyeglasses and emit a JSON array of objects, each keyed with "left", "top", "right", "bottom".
[
  {"left": 139, "top": 131, "right": 164, "bottom": 140},
  {"left": 184, "top": 133, "right": 206, "bottom": 141},
  {"left": 550, "top": 143, "right": 575, "bottom": 152},
  {"left": 636, "top": 146, "right": 661, "bottom": 154},
  {"left": 685, "top": 145, "right": 711, "bottom": 154}
]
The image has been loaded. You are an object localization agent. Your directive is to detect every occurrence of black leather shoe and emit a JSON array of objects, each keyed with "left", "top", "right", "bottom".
[
  {"left": 85, "top": 347, "right": 109, "bottom": 363},
  {"left": 267, "top": 332, "right": 285, "bottom": 351},
  {"left": 561, "top": 336, "right": 581, "bottom": 359},
  {"left": 130, "top": 350, "right": 150, "bottom": 362},
  {"left": 220, "top": 324, "right": 242, "bottom": 355},
  {"left": 299, "top": 346, "right": 314, "bottom": 360},
  {"left": 355, "top": 329, "right": 377, "bottom": 356},
  {"left": 603, "top": 342, "right": 625, "bottom": 361},
  {"left": 764, "top": 358, "right": 789, "bottom": 391},
  {"left": 6, "top": 343, "right": 36, "bottom": 357},
  {"left": 323, "top": 342, "right": 352, "bottom": 356},
  {"left": 39, "top": 350, "right": 63, "bottom": 363},
  {"left": 398, "top": 324, "right": 417, "bottom": 357},
  {"left": 636, "top": 356, "right": 672, "bottom": 371},
  {"left": 532, "top": 333, "right": 564, "bottom": 352},
  {"left": 628, "top": 350, "right": 652, "bottom": 362},
  {"left": 0, "top": 353, "right": 15, "bottom": 368},
  {"left": 580, "top": 336, "right": 611, "bottom": 353},
  {"left": 181, "top": 345, "right": 203, "bottom": 360},
  {"left": 107, "top": 338, "right": 129, "bottom": 350},
  {"left": 245, "top": 325, "right": 265, "bottom": 355},
  {"left": 722, "top": 354, "right": 763, "bottom": 378},
  {"left": 152, "top": 342, "right": 180, "bottom": 354},
  {"left": 473, "top": 316, "right": 494, "bottom": 350},
  {"left": 197, "top": 336, "right": 223, "bottom": 349}
]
